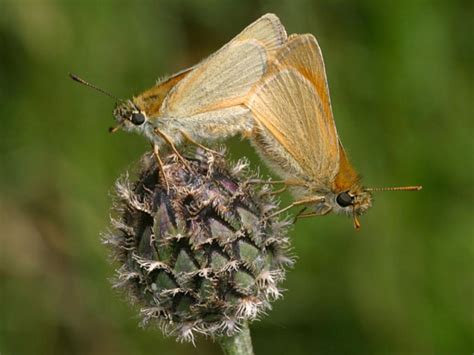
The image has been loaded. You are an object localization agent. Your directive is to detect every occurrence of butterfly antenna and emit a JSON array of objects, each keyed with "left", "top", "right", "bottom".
[
  {"left": 69, "top": 73, "right": 121, "bottom": 101},
  {"left": 365, "top": 185, "right": 422, "bottom": 192}
]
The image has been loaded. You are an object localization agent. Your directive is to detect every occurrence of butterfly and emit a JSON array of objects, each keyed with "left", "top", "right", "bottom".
[
  {"left": 246, "top": 34, "right": 421, "bottom": 229},
  {"left": 111, "top": 14, "right": 288, "bottom": 155},
  {"left": 71, "top": 14, "right": 288, "bottom": 187}
]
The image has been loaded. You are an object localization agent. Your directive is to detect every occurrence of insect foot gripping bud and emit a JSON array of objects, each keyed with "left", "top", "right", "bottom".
[{"left": 103, "top": 148, "right": 294, "bottom": 344}]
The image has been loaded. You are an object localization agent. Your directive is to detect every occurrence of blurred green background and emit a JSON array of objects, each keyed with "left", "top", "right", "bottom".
[{"left": 1, "top": 1, "right": 472, "bottom": 354}]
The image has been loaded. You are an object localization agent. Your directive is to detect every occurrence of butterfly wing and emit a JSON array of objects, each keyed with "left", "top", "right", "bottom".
[
  {"left": 247, "top": 35, "right": 341, "bottom": 187},
  {"left": 159, "top": 14, "right": 287, "bottom": 118},
  {"left": 274, "top": 34, "right": 359, "bottom": 190},
  {"left": 274, "top": 34, "right": 335, "bottom": 129},
  {"left": 230, "top": 13, "right": 287, "bottom": 55},
  {"left": 133, "top": 68, "right": 192, "bottom": 119}
]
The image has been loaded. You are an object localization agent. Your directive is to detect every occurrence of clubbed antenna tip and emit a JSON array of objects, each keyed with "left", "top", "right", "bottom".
[{"left": 69, "top": 72, "right": 120, "bottom": 101}]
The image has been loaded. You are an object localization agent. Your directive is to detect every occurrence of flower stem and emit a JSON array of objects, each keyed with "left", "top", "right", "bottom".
[{"left": 218, "top": 322, "right": 254, "bottom": 355}]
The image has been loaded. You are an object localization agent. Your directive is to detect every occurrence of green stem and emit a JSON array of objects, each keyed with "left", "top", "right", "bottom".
[{"left": 218, "top": 322, "right": 254, "bottom": 355}]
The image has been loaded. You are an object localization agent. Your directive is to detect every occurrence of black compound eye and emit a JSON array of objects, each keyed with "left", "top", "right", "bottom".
[
  {"left": 130, "top": 112, "right": 145, "bottom": 125},
  {"left": 336, "top": 191, "right": 353, "bottom": 207}
]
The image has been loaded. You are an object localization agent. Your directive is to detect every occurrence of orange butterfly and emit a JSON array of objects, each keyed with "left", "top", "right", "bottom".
[
  {"left": 246, "top": 34, "right": 421, "bottom": 229},
  {"left": 71, "top": 14, "right": 287, "bottom": 187},
  {"left": 110, "top": 14, "right": 287, "bottom": 157}
]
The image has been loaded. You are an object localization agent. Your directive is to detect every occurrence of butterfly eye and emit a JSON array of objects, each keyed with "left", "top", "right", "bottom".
[
  {"left": 130, "top": 112, "right": 145, "bottom": 125},
  {"left": 336, "top": 192, "right": 353, "bottom": 207}
]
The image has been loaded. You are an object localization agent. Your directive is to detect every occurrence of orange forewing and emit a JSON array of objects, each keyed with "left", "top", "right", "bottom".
[
  {"left": 332, "top": 143, "right": 360, "bottom": 192},
  {"left": 275, "top": 35, "right": 360, "bottom": 191},
  {"left": 133, "top": 68, "right": 192, "bottom": 117},
  {"left": 275, "top": 34, "right": 334, "bottom": 126}
]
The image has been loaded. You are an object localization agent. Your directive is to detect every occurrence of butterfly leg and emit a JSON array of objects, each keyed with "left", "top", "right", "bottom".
[
  {"left": 293, "top": 207, "right": 331, "bottom": 223},
  {"left": 267, "top": 185, "right": 288, "bottom": 196},
  {"left": 248, "top": 179, "right": 286, "bottom": 185},
  {"left": 267, "top": 195, "right": 325, "bottom": 219},
  {"left": 152, "top": 143, "right": 170, "bottom": 193},
  {"left": 248, "top": 178, "right": 307, "bottom": 186},
  {"left": 153, "top": 128, "right": 193, "bottom": 172},
  {"left": 179, "top": 130, "right": 223, "bottom": 156},
  {"left": 249, "top": 178, "right": 306, "bottom": 197},
  {"left": 293, "top": 207, "right": 308, "bottom": 221},
  {"left": 260, "top": 184, "right": 287, "bottom": 197}
]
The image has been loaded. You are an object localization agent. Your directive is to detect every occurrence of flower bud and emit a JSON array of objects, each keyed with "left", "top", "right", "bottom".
[{"left": 103, "top": 149, "right": 293, "bottom": 343}]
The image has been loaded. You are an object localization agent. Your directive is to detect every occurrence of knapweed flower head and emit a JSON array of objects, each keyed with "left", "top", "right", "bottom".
[{"left": 103, "top": 149, "right": 293, "bottom": 343}]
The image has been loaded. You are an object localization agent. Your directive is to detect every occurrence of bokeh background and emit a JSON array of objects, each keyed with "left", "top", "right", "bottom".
[{"left": 1, "top": 1, "right": 472, "bottom": 354}]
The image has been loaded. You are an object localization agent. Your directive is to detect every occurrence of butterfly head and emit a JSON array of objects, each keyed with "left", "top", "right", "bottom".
[
  {"left": 112, "top": 100, "right": 148, "bottom": 132},
  {"left": 303, "top": 186, "right": 372, "bottom": 229},
  {"left": 326, "top": 187, "right": 372, "bottom": 229},
  {"left": 333, "top": 188, "right": 372, "bottom": 215},
  {"left": 309, "top": 184, "right": 422, "bottom": 229}
]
